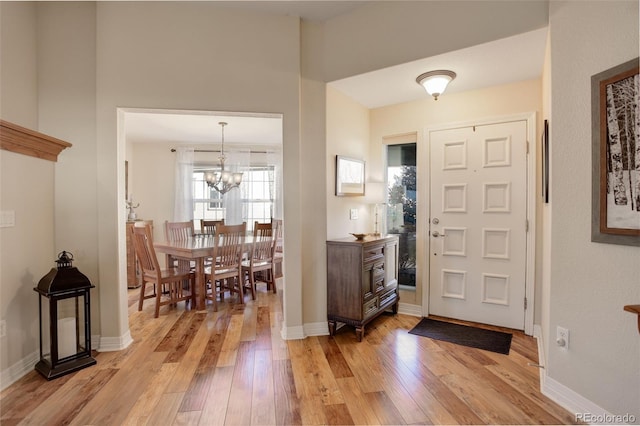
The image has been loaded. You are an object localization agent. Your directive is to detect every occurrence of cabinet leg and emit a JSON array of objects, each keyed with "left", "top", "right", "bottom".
[
  {"left": 355, "top": 326, "right": 364, "bottom": 342},
  {"left": 392, "top": 302, "right": 398, "bottom": 314},
  {"left": 328, "top": 320, "right": 336, "bottom": 337}
]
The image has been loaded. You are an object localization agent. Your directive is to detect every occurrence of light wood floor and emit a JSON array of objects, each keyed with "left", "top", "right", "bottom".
[{"left": 1, "top": 282, "right": 577, "bottom": 425}]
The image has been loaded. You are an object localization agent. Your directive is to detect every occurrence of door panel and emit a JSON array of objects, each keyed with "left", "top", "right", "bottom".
[{"left": 429, "top": 120, "right": 527, "bottom": 330}]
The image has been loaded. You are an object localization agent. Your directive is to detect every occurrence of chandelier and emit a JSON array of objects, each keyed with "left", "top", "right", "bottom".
[{"left": 205, "top": 121, "right": 243, "bottom": 194}]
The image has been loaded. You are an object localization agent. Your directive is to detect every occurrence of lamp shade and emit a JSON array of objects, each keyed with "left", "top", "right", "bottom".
[{"left": 416, "top": 70, "right": 456, "bottom": 100}]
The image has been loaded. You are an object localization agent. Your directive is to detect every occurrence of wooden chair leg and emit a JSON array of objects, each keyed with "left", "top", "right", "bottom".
[
  {"left": 155, "top": 284, "right": 162, "bottom": 318},
  {"left": 138, "top": 281, "right": 146, "bottom": 311}
]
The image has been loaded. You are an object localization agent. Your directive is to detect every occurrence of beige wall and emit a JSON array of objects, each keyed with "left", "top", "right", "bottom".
[
  {"left": 547, "top": 1, "right": 639, "bottom": 417},
  {"left": 326, "top": 86, "right": 373, "bottom": 240},
  {"left": 0, "top": 3, "right": 55, "bottom": 376}
]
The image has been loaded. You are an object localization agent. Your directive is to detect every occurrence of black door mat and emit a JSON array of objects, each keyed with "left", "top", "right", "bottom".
[{"left": 408, "top": 317, "right": 512, "bottom": 355}]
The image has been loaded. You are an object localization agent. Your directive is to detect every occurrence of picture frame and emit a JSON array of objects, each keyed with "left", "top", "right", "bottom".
[
  {"left": 336, "top": 155, "right": 365, "bottom": 196},
  {"left": 542, "top": 119, "right": 549, "bottom": 204},
  {"left": 591, "top": 57, "right": 640, "bottom": 246}
]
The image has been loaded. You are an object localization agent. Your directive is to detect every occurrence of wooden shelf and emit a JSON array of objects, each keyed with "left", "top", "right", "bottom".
[
  {"left": 623, "top": 305, "right": 640, "bottom": 334},
  {"left": 1, "top": 119, "right": 72, "bottom": 162}
]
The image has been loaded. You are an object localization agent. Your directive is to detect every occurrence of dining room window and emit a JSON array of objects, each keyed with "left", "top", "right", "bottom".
[{"left": 192, "top": 166, "right": 275, "bottom": 232}]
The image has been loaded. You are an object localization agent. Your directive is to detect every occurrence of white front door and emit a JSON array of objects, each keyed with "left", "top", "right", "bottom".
[{"left": 428, "top": 120, "right": 528, "bottom": 330}]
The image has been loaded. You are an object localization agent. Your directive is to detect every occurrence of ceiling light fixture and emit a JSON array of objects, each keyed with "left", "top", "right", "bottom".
[
  {"left": 205, "top": 121, "right": 243, "bottom": 194},
  {"left": 416, "top": 70, "right": 456, "bottom": 100}
]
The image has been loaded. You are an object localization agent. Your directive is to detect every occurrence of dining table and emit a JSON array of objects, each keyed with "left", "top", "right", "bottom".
[{"left": 154, "top": 234, "right": 253, "bottom": 310}]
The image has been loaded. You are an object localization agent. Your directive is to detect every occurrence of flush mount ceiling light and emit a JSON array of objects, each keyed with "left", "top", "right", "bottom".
[{"left": 416, "top": 70, "right": 457, "bottom": 100}]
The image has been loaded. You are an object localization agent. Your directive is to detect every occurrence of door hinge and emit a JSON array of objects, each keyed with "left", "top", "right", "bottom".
[
  {"left": 524, "top": 297, "right": 528, "bottom": 310},
  {"left": 526, "top": 141, "right": 530, "bottom": 154},
  {"left": 525, "top": 219, "right": 529, "bottom": 232}
]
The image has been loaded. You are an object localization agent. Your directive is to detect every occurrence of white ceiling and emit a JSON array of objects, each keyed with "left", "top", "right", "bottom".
[{"left": 124, "top": 3, "right": 548, "bottom": 147}]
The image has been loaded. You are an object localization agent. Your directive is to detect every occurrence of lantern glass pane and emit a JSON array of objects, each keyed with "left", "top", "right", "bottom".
[{"left": 57, "top": 297, "right": 80, "bottom": 358}]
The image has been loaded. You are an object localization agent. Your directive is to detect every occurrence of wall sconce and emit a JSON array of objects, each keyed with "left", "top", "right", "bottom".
[{"left": 416, "top": 70, "right": 456, "bottom": 100}]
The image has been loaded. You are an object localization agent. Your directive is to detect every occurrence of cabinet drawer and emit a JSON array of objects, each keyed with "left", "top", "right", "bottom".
[
  {"left": 363, "top": 297, "right": 379, "bottom": 319},
  {"left": 379, "top": 288, "right": 397, "bottom": 308},
  {"left": 363, "top": 246, "right": 384, "bottom": 264}
]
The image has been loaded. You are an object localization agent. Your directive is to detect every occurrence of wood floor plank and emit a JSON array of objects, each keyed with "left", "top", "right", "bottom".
[
  {"left": 441, "top": 370, "right": 536, "bottom": 424},
  {"left": 240, "top": 301, "right": 258, "bottom": 342},
  {"left": 272, "top": 358, "right": 302, "bottom": 426},
  {"left": 69, "top": 351, "right": 168, "bottom": 426},
  {"left": 225, "top": 341, "right": 255, "bottom": 425},
  {"left": 317, "top": 336, "right": 354, "bottom": 379},
  {"left": 17, "top": 367, "right": 118, "bottom": 426},
  {"left": 145, "top": 391, "right": 184, "bottom": 425},
  {"left": 345, "top": 336, "right": 430, "bottom": 424},
  {"left": 374, "top": 340, "right": 459, "bottom": 425},
  {"left": 270, "top": 310, "right": 289, "bottom": 361},
  {"left": 122, "top": 362, "right": 180, "bottom": 424},
  {"left": 322, "top": 402, "right": 355, "bottom": 426},
  {"left": 216, "top": 313, "right": 244, "bottom": 367},
  {"left": 333, "top": 336, "right": 386, "bottom": 393},
  {"left": 255, "top": 305, "right": 272, "bottom": 351},
  {"left": 289, "top": 337, "right": 344, "bottom": 406},
  {"left": 251, "top": 348, "right": 276, "bottom": 425},
  {"left": 165, "top": 316, "right": 211, "bottom": 393},
  {"left": 365, "top": 390, "right": 407, "bottom": 425},
  {"left": 197, "top": 366, "right": 234, "bottom": 425},
  {"left": 335, "top": 376, "right": 382, "bottom": 425}
]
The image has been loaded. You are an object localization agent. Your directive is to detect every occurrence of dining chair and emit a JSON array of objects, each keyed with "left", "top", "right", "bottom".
[
  {"left": 200, "top": 219, "right": 224, "bottom": 235},
  {"left": 241, "top": 221, "right": 275, "bottom": 295},
  {"left": 164, "top": 220, "right": 194, "bottom": 241},
  {"left": 271, "top": 218, "right": 284, "bottom": 282},
  {"left": 204, "top": 222, "right": 246, "bottom": 311},
  {"left": 131, "top": 223, "right": 196, "bottom": 318},
  {"left": 164, "top": 220, "right": 195, "bottom": 270}
]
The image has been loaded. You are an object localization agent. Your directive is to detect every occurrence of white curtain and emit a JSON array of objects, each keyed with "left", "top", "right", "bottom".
[
  {"left": 223, "top": 149, "right": 250, "bottom": 225},
  {"left": 173, "top": 147, "right": 194, "bottom": 222}
]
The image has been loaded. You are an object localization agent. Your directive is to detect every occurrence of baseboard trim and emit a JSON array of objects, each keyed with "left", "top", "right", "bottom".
[
  {"left": 304, "top": 321, "right": 329, "bottom": 337},
  {"left": 97, "top": 330, "right": 133, "bottom": 352},
  {"left": 534, "top": 324, "right": 615, "bottom": 424},
  {"left": 0, "top": 350, "right": 39, "bottom": 392},
  {"left": 280, "top": 324, "right": 305, "bottom": 340},
  {"left": 398, "top": 302, "right": 422, "bottom": 317}
]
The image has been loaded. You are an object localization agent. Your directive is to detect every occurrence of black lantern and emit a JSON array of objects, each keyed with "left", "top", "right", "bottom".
[{"left": 34, "top": 251, "right": 96, "bottom": 380}]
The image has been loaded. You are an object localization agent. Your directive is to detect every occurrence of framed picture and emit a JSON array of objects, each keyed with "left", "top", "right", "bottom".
[
  {"left": 591, "top": 57, "right": 640, "bottom": 246},
  {"left": 336, "top": 155, "right": 365, "bottom": 196},
  {"left": 542, "top": 119, "right": 549, "bottom": 204}
]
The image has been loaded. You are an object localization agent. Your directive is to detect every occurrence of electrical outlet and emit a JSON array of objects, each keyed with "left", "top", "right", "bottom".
[
  {"left": 0, "top": 320, "right": 6, "bottom": 338},
  {"left": 556, "top": 326, "right": 569, "bottom": 349},
  {"left": 349, "top": 208, "right": 359, "bottom": 220}
]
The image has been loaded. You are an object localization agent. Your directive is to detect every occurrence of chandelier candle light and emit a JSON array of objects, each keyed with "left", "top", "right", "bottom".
[{"left": 205, "top": 121, "right": 243, "bottom": 194}]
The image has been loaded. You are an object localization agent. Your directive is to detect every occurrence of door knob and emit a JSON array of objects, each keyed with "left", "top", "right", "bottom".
[{"left": 432, "top": 231, "right": 440, "bottom": 237}]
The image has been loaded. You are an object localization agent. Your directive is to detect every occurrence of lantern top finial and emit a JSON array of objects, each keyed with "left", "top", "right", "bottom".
[{"left": 56, "top": 251, "right": 73, "bottom": 268}]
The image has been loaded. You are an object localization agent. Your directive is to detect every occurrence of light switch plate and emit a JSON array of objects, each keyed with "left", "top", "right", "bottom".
[{"left": 350, "top": 208, "right": 359, "bottom": 220}]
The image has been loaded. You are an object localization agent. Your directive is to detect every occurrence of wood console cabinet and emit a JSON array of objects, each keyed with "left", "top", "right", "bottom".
[
  {"left": 126, "top": 220, "right": 153, "bottom": 288},
  {"left": 327, "top": 235, "right": 399, "bottom": 341}
]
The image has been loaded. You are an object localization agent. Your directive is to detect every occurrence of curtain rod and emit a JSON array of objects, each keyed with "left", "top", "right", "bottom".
[{"left": 170, "top": 148, "right": 272, "bottom": 154}]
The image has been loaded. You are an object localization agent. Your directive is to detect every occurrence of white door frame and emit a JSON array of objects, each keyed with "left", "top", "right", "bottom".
[{"left": 421, "top": 112, "right": 537, "bottom": 335}]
